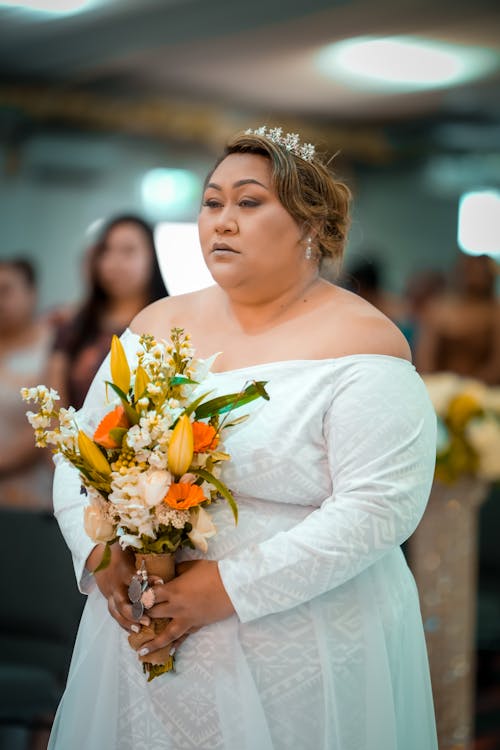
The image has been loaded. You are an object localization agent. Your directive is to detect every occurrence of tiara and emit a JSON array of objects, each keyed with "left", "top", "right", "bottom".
[{"left": 244, "top": 126, "right": 316, "bottom": 162}]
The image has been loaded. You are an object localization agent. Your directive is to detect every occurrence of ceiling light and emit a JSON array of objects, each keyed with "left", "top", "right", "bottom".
[
  {"left": 141, "top": 168, "right": 200, "bottom": 220},
  {"left": 0, "top": 0, "right": 92, "bottom": 13},
  {"left": 458, "top": 190, "right": 500, "bottom": 257},
  {"left": 317, "top": 36, "right": 498, "bottom": 91}
]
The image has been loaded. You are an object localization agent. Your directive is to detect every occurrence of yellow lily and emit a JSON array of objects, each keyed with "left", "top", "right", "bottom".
[
  {"left": 167, "top": 415, "right": 193, "bottom": 477},
  {"left": 78, "top": 430, "right": 111, "bottom": 476},
  {"left": 134, "top": 365, "right": 150, "bottom": 402},
  {"left": 110, "top": 334, "right": 130, "bottom": 395}
]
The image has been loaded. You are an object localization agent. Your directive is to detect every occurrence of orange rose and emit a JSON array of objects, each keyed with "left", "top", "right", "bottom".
[
  {"left": 192, "top": 421, "right": 219, "bottom": 452},
  {"left": 164, "top": 482, "right": 205, "bottom": 510},
  {"left": 94, "top": 405, "right": 129, "bottom": 449}
]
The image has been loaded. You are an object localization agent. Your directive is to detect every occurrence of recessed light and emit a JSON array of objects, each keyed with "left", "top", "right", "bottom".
[
  {"left": 458, "top": 190, "right": 500, "bottom": 257},
  {"left": 317, "top": 36, "right": 498, "bottom": 92},
  {"left": 0, "top": 0, "right": 93, "bottom": 14}
]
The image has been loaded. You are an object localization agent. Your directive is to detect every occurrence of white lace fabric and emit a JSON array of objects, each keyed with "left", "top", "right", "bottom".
[{"left": 49, "top": 328, "right": 438, "bottom": 750}]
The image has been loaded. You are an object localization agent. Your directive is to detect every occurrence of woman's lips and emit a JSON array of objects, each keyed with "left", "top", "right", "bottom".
[{"left": 211, "top": 245, "right": 239, "bottom": 255}]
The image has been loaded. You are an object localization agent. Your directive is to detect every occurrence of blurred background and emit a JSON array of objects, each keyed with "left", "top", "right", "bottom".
[{"left": 0, "top": 1, "right": 499, "bottom": 748}]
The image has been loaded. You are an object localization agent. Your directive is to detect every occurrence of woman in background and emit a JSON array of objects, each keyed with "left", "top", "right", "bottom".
[
  {"left": 0, "top": 259, "right": 54, "bottom": 509},
  {"left": 416, "top": 253, "right": 500, "bottom": 384},
  {"left": 48, "top": 214, "right": 168, "bottom": 408}
]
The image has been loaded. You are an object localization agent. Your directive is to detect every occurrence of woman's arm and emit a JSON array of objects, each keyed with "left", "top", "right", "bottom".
[{"left": 217, "top": 359, "right": 437, "bottom": 623}]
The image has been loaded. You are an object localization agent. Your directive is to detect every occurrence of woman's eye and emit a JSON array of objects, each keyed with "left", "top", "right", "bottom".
[
  {"left": 202, "top": 199, "right": 221, "bottom": 208},
  {"left": 239, "top": 199, "right": 260, "bottom": 208}
]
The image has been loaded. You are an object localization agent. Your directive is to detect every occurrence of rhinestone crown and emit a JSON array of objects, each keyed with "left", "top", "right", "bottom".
[{"left": 244, "top": 126, "right": 316, "bottom": 162}]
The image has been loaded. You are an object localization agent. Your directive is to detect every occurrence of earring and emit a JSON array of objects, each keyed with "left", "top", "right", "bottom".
[{"left": 305, "top": 237, "right": 313, "bottom": 260}]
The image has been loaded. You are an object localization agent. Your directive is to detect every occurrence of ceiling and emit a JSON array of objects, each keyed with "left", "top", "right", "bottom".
[{"left": 0, "top": 0, "right": 499, "bottom": 158}]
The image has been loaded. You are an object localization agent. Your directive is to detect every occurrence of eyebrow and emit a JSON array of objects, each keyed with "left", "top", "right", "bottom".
[{"left": 205, "top": 178, "right": 269, "bottom": 191}]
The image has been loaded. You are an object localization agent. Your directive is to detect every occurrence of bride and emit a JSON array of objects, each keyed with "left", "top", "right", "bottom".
[{"left": 49, "top": 126, "right": 438, "bottom": 749}]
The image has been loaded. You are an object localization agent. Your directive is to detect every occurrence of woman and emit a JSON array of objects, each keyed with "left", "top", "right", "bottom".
[
  {"left": 50, "top": 128, "right": 438, "bottom": 749},
  {"left": 0, "top": 259, "right": 54, "bottom": 509},
  {"left": 416, "top": 253, "right": 500, "bottom": 384},
  {"left": 48, "top": 214, "right": 168, "bottom": 409}
]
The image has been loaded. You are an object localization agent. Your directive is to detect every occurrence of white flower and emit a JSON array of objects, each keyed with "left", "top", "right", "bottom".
[
  {"left": 424, "top": 373, "right": 462, "bottom": 416},
  {"left": 483, "top": 387, "right": 500, "bottom": 414},
  {"left": 26, "top": 411, "right": 51, "bottom": 429},
  {"left": 118, "top": 532, "right": 143, "bottom": 550},
  {"left": 187, "top": 507, "right": 216, "bottom": 553},
  {"left": 138, "top": 469, "right": 172, "bottom": 507},
  {"left": 189, "top": 352, "right": 219, "bottom": 382},
  {"left": 126, "top": 424, "right": 151, "bottom": 451},
  {"left": 466, "top": 416, "right": 500, "bottom": 480},
  {"left": 155, "top": 505, "right": 190, "bottom": 529},
  {"left": 148, "top": 448, "right": 168, "bottom": 470},
  {"left": 83, "top": 505, "right": 116, "bottom": 543}
]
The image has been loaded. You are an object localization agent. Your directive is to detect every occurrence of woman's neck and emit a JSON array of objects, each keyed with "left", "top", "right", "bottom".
[
  {"left": 0, "top": 318, "right": 40, "bottom": 352},
  {"left": 220, "top": 273, "right": 323, "bottom": 334}
]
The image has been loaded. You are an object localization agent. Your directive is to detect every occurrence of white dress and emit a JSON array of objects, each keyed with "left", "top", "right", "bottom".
[{"left": 49, "top": 328, "right": 438, "bottom": 750}]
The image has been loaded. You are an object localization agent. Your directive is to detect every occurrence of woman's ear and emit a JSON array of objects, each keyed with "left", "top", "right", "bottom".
[{"left": 300, "top": 223, "right": 319, "bottom": 244}]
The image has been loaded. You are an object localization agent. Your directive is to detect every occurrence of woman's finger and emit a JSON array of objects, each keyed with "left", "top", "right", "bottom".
[
  {"left": 107, "top": 595, "right": 136, "bottom": 633},
  {"left": 175, "top": 560, "right": 197, "bottom": 575},
  {"left": 137, "top": 618, "right": 190, "bottom": 660}
]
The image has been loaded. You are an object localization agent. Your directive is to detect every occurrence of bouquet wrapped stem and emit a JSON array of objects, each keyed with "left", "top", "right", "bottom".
[{"left": 128, "top": 552, "right": 176, "bottom": 680}]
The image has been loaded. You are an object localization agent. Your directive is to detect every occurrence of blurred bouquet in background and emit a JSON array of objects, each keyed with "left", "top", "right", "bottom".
[
  {"left": 22, "top": 328, "right": 269, "bottom": 678},
  {"left": 424, "top": 373, "right": 500, "bottom": 484}
]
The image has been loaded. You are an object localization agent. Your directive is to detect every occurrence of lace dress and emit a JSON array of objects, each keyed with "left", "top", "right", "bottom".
[{"left": 49, "top": 328, "right": 438, "bottom": 750}]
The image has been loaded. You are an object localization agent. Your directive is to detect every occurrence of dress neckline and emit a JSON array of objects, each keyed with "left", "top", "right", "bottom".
[{"left": 124, "top": 327, "right": 414, "bottom": 376}]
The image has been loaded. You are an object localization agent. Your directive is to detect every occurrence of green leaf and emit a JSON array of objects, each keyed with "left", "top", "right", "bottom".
[
  {"left": 183, "top": 390, "right": 214, "bottom": 417},
  {"left": 192, "top": 468, "right": 238, "bottom": 524},
  {"left": 222, "top": 414, "right": 250, "bottom": 429},
  {"left": 253, "top": 380, "right": 270, "bottom": 401},
  {"left": 194, "top": 381, "right": 269, "bottom": 420},
  {"left": 105, "top": 381, "right": 140, "bottom": 425},
  {"left": 93, "top": 542, "right": 112, "bottom": 572},
  {"left": 109, "top": 427, "right": 127, "bottom": 445},
  {"left": 169, "top": 376, "right": 199, "bottom": 386}
]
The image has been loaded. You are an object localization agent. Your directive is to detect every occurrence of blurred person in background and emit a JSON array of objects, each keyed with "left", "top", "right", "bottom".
[
  {"left": 398, "top": 269, "right": 446, "bottom": 357},
  {"left": 343, "top": 256, "right": 405, "bottom": 322},
  {"left": 0, "top": 258, "right": 54, "bottom": 509},
  {"left": 48, "top": 214, "right": 168, "bottom": 409},
  {"left": 415, "top": 253, "right": 500, "bottom": 384}
]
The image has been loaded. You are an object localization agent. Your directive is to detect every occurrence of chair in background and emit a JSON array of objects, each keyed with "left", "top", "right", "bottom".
[{"left": 0, "top": 508, "right": 85, "bottom": 750}]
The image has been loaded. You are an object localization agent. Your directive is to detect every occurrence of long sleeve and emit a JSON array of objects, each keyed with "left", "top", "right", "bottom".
[
  {"left": 52, "top": 329, "right": 139, "bottom": 591},
  {"left": 217, "top": 358, "right": 437, "bottom": 623}
]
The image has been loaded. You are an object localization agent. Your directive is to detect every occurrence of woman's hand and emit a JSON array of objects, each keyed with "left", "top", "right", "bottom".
[
  {"left": 134, "top": 559, "right": 235, "bottom": 661},
  {"left": 86, "top": 542, "right": 150, "bottom": 634}
]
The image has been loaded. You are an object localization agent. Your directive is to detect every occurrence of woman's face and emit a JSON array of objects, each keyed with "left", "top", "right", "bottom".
[
  {"left": 95, "top": 222, "right": 153, "bottom": 300},
  {"left": 0, "top": 266, "right": 36, "bottom": 334},
  {"left": 198, "top": 153, "right": 305, "bottom": 294}
]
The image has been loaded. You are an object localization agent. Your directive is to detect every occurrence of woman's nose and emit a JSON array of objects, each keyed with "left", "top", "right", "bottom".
[{"left": 215, "top": 207, "right": 238, "bottom": 234}]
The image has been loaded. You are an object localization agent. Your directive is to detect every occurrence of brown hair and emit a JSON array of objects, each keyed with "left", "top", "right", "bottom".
[{"left": 207, "top": 130, "right": 351, "bottom": 266}]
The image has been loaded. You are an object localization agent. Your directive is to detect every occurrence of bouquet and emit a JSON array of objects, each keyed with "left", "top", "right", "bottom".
[
  {"left": 22, "top": 328, "right": 269, "bottom": 678},
  {"left": 423, "top": 372, "right": 500, "bottom": 484}
]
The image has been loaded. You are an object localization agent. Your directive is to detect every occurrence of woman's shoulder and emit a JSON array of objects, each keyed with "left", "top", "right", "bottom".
[
  {"left": 130, "top": 288, "right": 213, "bottom": 339},
  {"left": 315, "top": 283, "right": 412, "bottom": 362}
]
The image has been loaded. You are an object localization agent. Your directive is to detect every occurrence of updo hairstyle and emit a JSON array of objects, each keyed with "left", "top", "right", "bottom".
[{"left": 209, "top": 130, "right": 351, "bottom": 266}]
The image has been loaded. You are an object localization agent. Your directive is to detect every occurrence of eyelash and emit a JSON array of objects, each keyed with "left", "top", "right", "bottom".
[{"left": 202, "top": 199, "right": 260, "bottom": 208}]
